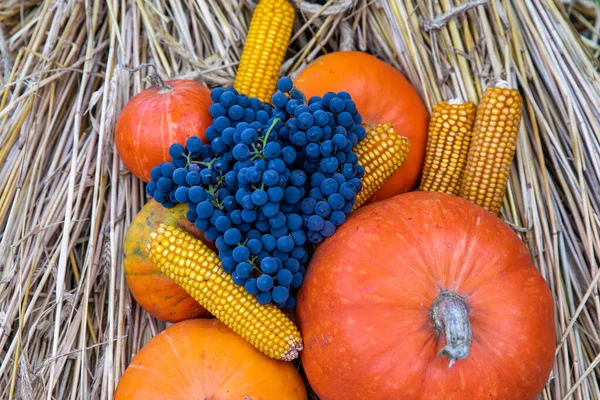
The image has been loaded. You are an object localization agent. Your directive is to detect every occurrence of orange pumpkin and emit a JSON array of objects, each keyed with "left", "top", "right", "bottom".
[
  {"left": 294, "top": 51, "right": 429, "bottom": 202},
  {"left": 297, "top": 192, "right": 555, "bottom": 400},
  {"left": 123, "top": 200, "right": 215, "bottom": 322},
  {"left": 114, "top": 319, "right": 307, "bottom": 399},
  {"left": 115, "top": 79, "right": 212, "bottom": 182}
]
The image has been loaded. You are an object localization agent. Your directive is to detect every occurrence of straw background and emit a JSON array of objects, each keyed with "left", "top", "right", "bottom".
[{"left": 1, "top": 0, "right": 599, "bottom": 399}]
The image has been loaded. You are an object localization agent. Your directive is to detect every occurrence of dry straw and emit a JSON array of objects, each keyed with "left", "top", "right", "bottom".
[{"left": 0, "top": 0, "right": 599, "bottom": 399}]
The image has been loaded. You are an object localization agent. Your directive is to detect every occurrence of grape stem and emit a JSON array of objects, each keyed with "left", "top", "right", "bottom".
[{"left": 261, "top": 118, "right": 281, "bottom": 148}]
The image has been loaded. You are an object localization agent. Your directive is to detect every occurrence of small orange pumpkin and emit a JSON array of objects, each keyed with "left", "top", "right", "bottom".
[
  {"left": 123, "top": 200, "right": 214, "bottom": 322},
  {"left": 294, "top": 51, "right": 429, "bottom": 202},
  {"left": 114, "top": 319, "right": 307, "bottom": 400},
  {"left": 115, "top": 79, "right": 212, "bottom": 182},
  {"left": 298, "top": 192, "right": 555, "bottom": 400}
]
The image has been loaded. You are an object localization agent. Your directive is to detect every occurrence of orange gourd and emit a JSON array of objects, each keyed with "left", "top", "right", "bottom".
[
  {"left": 114, "top": 319, "right": 307, "bottom": 400},
  {"left": 297, "top": 192, "right": 555, "bottom": 400},
  {"left": 123, "top": 200, "right": 214, "bottom": 322},
  {"left": 115, "top": 79, "right": 212, "bottom": 182},
  {"left": 294, "top": 51, "right": 429, "bottom": 202}
]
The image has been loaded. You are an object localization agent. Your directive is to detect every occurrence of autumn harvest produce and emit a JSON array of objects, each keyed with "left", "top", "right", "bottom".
[
  {"left": 294, "top": 51, "right": 430, "bottom": 200},
  {"left": 115, "top": 79, "right": 213, "bottom": 182},
  {"left": 459, "top": 83, "right": 523, "bottom": 214},
  {"left": 147, "top": 224, "right": 303, "bottom": 361},
  {"left": 419, "top": 99, "right": 477, "bottom": 195},
  {"left": 114, "top": 319, "right": 307, "bottom": 399},
  {"left": 143, "top": 77, "right": 410, "bottom": 312},
  {"left": 122, "top": 200, "right": 213, "bottom": 322},
  {"left": 297, "top": 192, "right": 555, "bottom": 400}
]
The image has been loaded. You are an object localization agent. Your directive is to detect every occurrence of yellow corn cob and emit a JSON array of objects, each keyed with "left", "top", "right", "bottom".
[
  {"left": 147, "top": 224, "right": 303, "bottom": 361},
  {"left": 459, "top": 83, "right": 523, "bottom": 214},
  {"left": 234, "top": 0, "right": 295, "bottom": 103},
  {"left": 353, "top": 123, "right": 411, "bottom": 210},
  {"left": 419, "top": 99, "right": 477, "bottom": 195}
]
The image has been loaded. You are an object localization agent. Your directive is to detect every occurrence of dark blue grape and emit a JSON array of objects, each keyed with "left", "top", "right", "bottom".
[
  {"left": 228, "top": 105, "right": 244, "bottom": 120},
  {"left": 256, "top": 110, "right": 269, "bottom": 124},
  {"left": 247, "top": 238, "right": 263, "bottom": 255},
  {"left": 330, "top": 210, "right": 346, "bottom": 226},
  {"left": 210, "top": 103, "right": 227, "bottom": 117},
  {"left": 286, "top": 214, "right": 302, "bottom": 231},
  {"left": 194, "top": 218, "right": 210, "bottom": 231},
  {"left": 232, "top": 272, "right": 245, "bottom": 286},
  {"left": 232, "top": 245, "right": 250, "bottom": 263},
  {"left": 243, "top": 108, "right": 255, "bottom": 122},
  {"left": 220, "top": 91, "right": 237, "bottom": 107},
  {"left": 235, "top": 262, "right": 253, "bottom": 279},
  {"left": 269, "top": 212, "right": 286, "bottom": 229},
  {"left": 213, "top": 116, "right": 231, "bottom": 132},
  {"left": 210, "top": 87, "right": 224, "bottom": 103},
  {"left": 272, "top": 92, "right": 288, "bottom": 108},
  {"left": 241, "top": 128, "right": 257, "bottom": 144},
  {"left": 339, "top": 182, "right": 357, "bottom": 200},
  {"left": 320, "top": 157, "right": 339, "bottom": 174},
  {"left": 146, "top": 181, "right": 157, "bottom": 196},
  {"left": 285, "top": 296, "right": 296, "bottom": 309},
  {"left": 264, "top": 142, "right": 281, "bottom": 159},
  {"left": 232, "top": 143, "right": 250, "bottom": 161},
  {"left": 277, "top": 77, "right": 293, "bottom": 92},
  {"left": 307, "top": 215, "right": 325, "bottom": 231},
  {"left": 260, "top": 258, "right": 278, "bottom": 274},
  {"left": 320, "top": 178, "right": 339, "bottom": 196},
  {"left": 256, "top": 291, "right": 272, "bottom": 305},
  {"left": 309, "top": 188, "right": 323, "bottom": 201},
  {"left": 272, "top": 286, "right": 289, "bottom": 303},
  {"left": 245, "top": 278, "right": 259, "bottom": 295},
  {"left": 159, "top": 162, "right": 176, "bottom": 178},
  {"left": 301, "top": 197, "right": 316, "bottom": 214},
  {"left": 315, "top": 201, "right": 331, "bottom": 217},
  {"left": 251, "top": 189, "right": 268, "bottom": 206},
  {"left": 215, "top": 215, "right": 231, "bottom": 232},
  {"left": 291, "top": 273, "right": 304, "bottom": 288},
  {"left": 173, "top": 187, "right": 188, "bottom": 202},
  {"left": 291, "top": 131, "right": 307, "bottom": 147},
  {"left": 241, "top": 209, "right": 257, "bottom": 223},
  {"left": 261, "top": 235, "right": 277, "bottom": 253},
  {"left": 271, "top": 225, "right": 288, "bottom": 238},
  {"left": 321, "top": 221, "right": 336, "bottom": 237},
  {"left": 205, "top": 227, "right": 220, "bottom": 241},
  {"left": 221, "top": 256, "right": 236, "bottom": 273},
  {"left": 281, "top": 146, "right": 296, "bottom": 165},
  {"left": 156, "top": 177, "right": 173, "bottom": 192},
  {"left": 196, "top": 201, "right": 214, "bottom": 218},
  {"left": 263, "top": 202, "right": 279, "bottom": 217},
  {"left": 224, "top": 228, "right": 241, "bottom": 246},
  {"left": 290, "top": 229, "right": 307, "bottom": 246},
  {"left": 276, "top": 236, "right": 294, "bottom": 252},
  {"left": 283, "top": 258, "right": 300, "bottom": 273},
  {"left": 285, "top": 99, "right": 299, "bottom": 115},
  {"left": 262, "top": 170, "right": 279, "bottom": 187},
  {"left": 328, "top": 193, "right": 345, "bottom": 211},
  {"left": 241, "top": 195, "right": 254, "bottom": 210},
  {"left": 319, "top": 141, "right": 336, "bottom": 157}
]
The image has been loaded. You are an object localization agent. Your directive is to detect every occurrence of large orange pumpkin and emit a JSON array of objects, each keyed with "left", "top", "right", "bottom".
[
  {"left": 297, "top": 192, "right": 555, "bottom": 400},
  {"left": 294, "top": 52, "right": 429, "bottom": 202},
  {"left": 123, "top": 200, "right": 215, "bottom": 322},
  {"left": 115, "top": 79, "right": 212, "bottom": 182},
  {"left": 114, "top": 319, "right": 307, "bottom": 399}
]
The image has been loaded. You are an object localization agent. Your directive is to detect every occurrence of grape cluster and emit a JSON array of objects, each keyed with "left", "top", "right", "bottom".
[
  {"left": 270, "top": 82, "right": 366, "bottom": 243},
  {"left": 146, "top": 78, "right": 365, "bottom": 309}
]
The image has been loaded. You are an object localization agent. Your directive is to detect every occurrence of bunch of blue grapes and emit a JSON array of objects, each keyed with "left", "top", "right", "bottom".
[
  {"left": 145, "top": 79, "right": 365, "bottom": 309},
  {"left": 270, "top": 80, "right": 366, "bottom": 244}
]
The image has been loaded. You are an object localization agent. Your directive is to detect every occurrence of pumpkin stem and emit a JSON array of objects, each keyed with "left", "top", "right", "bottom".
[
  {"left": 430, "top": 291, "right": 472, "bottom": 368},
  {"left": 122, "top": 63, "right": 173, "bottom": 93}
]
